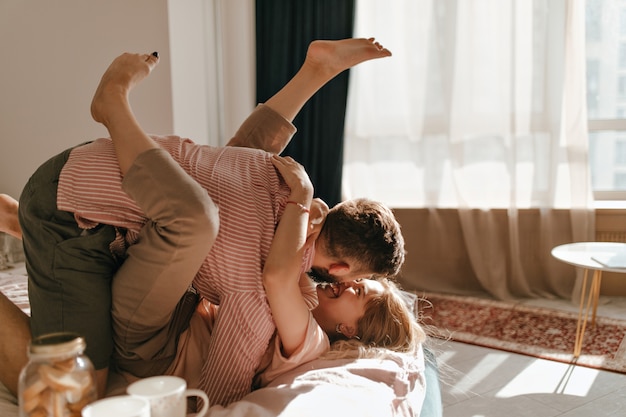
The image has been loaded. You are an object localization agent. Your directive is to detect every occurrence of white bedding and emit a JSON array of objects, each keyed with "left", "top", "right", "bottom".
[
  {"left": 0, "top": 383, "right": 17, "bottom": 417},
  {"left": 0, "top": 264, "right": 425, "bottom": 417},
  {"left": 209, "top": 352, "right": 425, "bottom": 417},
  {"left": 1, "top": 355, "right": 424, "bottom": 417}
]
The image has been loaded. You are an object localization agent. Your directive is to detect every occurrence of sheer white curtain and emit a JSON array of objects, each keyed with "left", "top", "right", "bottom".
[{"left": 344, "top": 0, "right": 595, "bottom": 300}]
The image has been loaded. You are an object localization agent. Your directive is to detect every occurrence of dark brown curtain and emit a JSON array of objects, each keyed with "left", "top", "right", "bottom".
[{"left": 255, "top": 0, "right": 355, "bottom": 207}]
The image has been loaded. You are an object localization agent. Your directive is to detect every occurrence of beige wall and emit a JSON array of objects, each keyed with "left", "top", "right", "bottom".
[
  {"left": 0, "top": 1, "right": 173, "bottom": 199},
  {"left": 0, "top": 0, "right": 255, "bottom": 200},
  {"left": 395, "top": 208, "right": 626, "bottom": 297}
]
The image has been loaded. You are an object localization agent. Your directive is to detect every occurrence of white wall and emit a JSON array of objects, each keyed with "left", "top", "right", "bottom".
[
  {"left": 167, "top": 0, "right": 256, "bottom": 146},
  {"left": 219, "top": 0, "right": 256, "bottom": 141},
  {"left": 0, "top": 0, "right": 255, "bottom": 199}
]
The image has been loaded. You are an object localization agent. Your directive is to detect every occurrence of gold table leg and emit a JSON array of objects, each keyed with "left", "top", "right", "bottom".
[
  {"left": 573, "top": 269, "right": 603, "bottom": 358},
  {"left": 591, "top": 270, "right": 603, "bottom": 327}
]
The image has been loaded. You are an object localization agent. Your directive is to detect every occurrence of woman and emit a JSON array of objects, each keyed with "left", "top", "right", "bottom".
[{"left": 255, "top": 154, "right": 424, "bottom": 387}]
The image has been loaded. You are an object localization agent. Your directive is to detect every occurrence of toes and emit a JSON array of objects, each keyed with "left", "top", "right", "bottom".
[
  {"left": 143, "top": 52, "right": 160, "bottom": 71},
  {"left": 145, "top": 52, "right": 159, "bottom": 62}
]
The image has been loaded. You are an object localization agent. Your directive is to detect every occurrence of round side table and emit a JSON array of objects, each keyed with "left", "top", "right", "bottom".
[{"left": 551, "top": 242, "right": 626, "bottom": 357}]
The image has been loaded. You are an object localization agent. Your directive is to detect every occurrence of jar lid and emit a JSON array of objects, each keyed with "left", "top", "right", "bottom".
[{"left": 29, "top": 332, "right": 86, "bottom": 358}]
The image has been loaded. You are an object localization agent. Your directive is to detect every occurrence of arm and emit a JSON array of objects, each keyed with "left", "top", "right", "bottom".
[{"left": 262, "top": 155, "right": 315, "bottom": 357}]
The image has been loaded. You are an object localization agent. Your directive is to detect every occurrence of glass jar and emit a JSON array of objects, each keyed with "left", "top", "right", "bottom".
[{"left": 18, "top": 332, "right": 97, "bottom": 417}]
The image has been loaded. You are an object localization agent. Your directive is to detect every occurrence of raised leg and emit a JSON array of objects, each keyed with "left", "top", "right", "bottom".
[
  {"left": 227, "top": 38, "right": 392, "bottom": 154},
  {"left": 92, "top": 51, "right": 219, "bottom": 380},
  {"left": 91, "top": 52, "right": 161, "bottom": 175}
]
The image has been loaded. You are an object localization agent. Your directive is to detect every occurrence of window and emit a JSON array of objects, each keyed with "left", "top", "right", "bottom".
[
  {"left": 587, "top": 60, "right": 600, "bottom": 115},
  {"left": 617, "top": 140, "right": 626, "bottom": 165},
  {"left": 586, "top": 0, "right": 626, "bottom": 200},
  {"left": 620, "top": 75, "right": 626, "bottom": 99},
  {"left": 616, "top": 172, "right": 626, "bottom": 188},
  {"left": 620, "top": 43, "right": 626, "bottom": 69}
]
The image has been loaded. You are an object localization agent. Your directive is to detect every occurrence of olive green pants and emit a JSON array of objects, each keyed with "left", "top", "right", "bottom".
[{"left": 19, "top": 145, "right": 120, "bottom": 369}]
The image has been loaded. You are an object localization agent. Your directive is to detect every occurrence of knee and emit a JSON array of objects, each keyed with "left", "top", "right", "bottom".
[
  {"left": 186, "top": 196, "right": 220, "bottom": 250},
  {"left": 200, "top": 198, "right": 220, "bottom": 241}
]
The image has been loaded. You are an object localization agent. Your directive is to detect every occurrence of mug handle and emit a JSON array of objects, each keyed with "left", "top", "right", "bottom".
[{"left": 185, "top": 388, "right": 209, "bottom": 416}]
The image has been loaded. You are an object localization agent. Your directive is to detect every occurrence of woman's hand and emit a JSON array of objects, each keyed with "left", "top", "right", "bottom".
[
  {"left": 304, "top": 198, "right": 329, "bottom": 248},
  {"left": 271, "top": 155, "right": 314, "bottom": 203}
]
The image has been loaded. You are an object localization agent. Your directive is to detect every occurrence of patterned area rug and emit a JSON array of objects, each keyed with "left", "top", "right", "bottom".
[{"left": 418, "top": 292, "right": 626, "bottom": 373}]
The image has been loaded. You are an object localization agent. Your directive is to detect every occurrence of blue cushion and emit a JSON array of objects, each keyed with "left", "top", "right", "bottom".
[
  {"left": 421, "top": 345, "right": 443, "bottom": 417},
  {"left": 400, "top": 290, "right": 443, "bottom": 417}
]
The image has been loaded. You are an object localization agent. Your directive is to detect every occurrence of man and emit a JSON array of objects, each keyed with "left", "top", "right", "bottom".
[{"left": 1, "top": 38, "right": 405, "bottom": 406}]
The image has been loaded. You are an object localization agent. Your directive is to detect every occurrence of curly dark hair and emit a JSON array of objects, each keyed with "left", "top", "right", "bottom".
[{"left": 319, "top": 198, "right": 405, "bottom": 277}]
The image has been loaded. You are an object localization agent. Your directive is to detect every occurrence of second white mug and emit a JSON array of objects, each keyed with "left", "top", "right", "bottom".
[{"left": 127, "top": 375, "right": 209, "bottom": 417}]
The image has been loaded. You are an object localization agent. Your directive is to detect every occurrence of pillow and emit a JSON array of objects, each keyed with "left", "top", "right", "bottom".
[{"left": 206, "top": 348, "right": 426, "bottom": 417}]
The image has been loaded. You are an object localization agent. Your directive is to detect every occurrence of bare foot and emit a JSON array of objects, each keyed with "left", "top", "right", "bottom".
[
  {"left": 90, "top": 52, "right": 160, "bottom": 126},
  {"left": 304, "top": 38, "right": 392, "bottom": 80},
  {"left": 0, "top": 194, "right": 21, "bottom": 240}
]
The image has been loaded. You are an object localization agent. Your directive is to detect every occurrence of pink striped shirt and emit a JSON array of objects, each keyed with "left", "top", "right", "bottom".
[{"left": 57, "top": 136, "right": 313, "bottom": 406}]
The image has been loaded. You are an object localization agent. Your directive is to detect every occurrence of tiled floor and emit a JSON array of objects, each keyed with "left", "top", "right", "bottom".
[{"left": 434, "top": 296, "right": 626, "bottom": 416}]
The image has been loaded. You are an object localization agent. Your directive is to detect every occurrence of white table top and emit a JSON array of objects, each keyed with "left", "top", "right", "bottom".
[{"left": 551, "top": 242, "right": 626, "bottom": 273}]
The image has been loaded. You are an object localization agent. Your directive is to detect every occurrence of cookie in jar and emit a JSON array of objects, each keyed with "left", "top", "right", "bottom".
[{"left": 18, "top": 332, "right": 97, "bottom": 417}]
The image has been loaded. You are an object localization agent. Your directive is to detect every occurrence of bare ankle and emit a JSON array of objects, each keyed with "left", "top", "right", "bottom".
[{"left": 91, "top": 84, "right": 128, "bottom": 127}]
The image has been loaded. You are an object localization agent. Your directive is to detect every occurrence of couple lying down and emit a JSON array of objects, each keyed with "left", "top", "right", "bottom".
[{"left": 0, "top": 38, "right": 426, "bottom": 410}]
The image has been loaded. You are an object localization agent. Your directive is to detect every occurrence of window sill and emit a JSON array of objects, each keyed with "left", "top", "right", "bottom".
[{"left": 594, "top": 201, "right": 626, "bottom": 210}]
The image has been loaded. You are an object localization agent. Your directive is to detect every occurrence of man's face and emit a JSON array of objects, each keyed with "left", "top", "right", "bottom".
[
  {"left": 308, "top": 266, "right": 375, "bottom": 284},
  {"left": 307, "top": 267, "right": 337, "bottom": 284}
]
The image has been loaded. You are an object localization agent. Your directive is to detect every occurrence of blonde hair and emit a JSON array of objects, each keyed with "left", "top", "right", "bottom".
[{"left": 322, "top": 278, "right": 425, "bottom": 360}]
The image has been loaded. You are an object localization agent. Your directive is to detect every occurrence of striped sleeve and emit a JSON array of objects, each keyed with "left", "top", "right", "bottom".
[{"left": 197, "top": 292, "right": 276, "bottom": 406}]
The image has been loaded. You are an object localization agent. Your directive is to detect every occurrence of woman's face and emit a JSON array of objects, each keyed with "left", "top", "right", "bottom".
[{"left": 312, "top": 279, "right": 384, "bottom": 338}]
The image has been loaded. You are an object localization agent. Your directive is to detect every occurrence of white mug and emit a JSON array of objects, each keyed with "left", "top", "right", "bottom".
[
  {"left": 127, "top": 375, "right": 209, "bottom": 417},
  {"left": 82, "top": 395, "right": 150, "bottom": 417}
]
